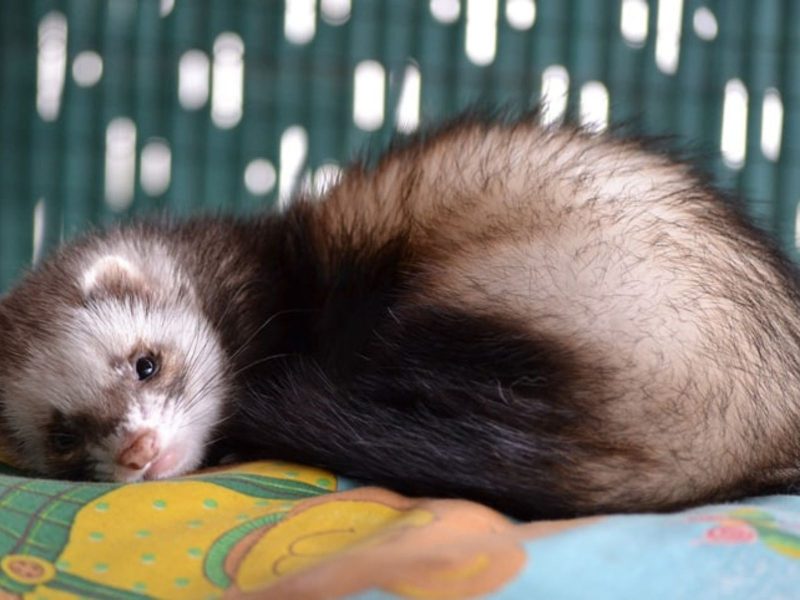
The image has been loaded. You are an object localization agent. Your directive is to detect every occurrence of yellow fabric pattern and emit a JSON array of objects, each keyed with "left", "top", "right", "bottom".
[{"left": 0, "top": 460, "right": 590, "bottom": 599}]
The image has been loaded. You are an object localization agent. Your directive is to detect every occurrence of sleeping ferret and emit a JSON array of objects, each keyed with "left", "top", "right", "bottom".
[{"left": 1, "top": 116, "right": 800, "bottom": 519}]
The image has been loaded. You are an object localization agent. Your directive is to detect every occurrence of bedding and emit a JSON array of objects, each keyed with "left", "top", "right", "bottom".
[{"left": 0, "top": 458, "right": 798, "bottom": 599}]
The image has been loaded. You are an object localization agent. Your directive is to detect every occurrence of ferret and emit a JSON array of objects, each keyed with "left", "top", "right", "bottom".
[{"left": 2, "top": 116, "right": 800, "bottom": 519}]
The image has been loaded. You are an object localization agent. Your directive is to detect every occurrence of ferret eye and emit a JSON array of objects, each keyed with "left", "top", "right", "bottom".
[
  {"left": 135, "top": 356, "right": 158, "bottom": 381},
  {"left": 52, "top": 431, "right": 79, "bottom": 452}
]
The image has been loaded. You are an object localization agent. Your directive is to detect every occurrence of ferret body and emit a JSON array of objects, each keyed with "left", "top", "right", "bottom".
[{"left": 2, "top": 118, "right": 800, "bottom": 518}]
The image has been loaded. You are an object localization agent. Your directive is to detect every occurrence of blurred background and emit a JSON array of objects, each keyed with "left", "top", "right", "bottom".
[{"left": 0, "top": 0, "right": 798, "bottom": 290}]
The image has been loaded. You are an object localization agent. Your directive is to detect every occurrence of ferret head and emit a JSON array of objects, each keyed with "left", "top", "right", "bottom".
[{"left": 0, "top": 233, "right": 229, "bottom": 482}]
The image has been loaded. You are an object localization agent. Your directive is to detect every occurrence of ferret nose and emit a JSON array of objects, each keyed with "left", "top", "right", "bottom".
[{"left": 116, "top": 429, "right": 160, "bottom": 470}]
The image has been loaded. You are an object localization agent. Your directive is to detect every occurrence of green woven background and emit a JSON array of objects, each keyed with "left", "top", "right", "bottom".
[{"left": 1, "top": 0, "right": 798, "bottom": 291}]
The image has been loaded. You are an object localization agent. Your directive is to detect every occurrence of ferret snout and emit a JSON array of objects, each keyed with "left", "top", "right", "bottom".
[{"left": 116, "top": 429, "right": 160, "bottom": 470}]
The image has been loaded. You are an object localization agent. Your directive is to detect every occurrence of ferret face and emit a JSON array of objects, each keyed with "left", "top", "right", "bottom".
[{"left": 0, "top": 243, "right": 229, "bottom": 482}]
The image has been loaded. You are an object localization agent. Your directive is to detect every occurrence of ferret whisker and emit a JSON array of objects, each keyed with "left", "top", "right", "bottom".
[
  {"left": 210, "top": 279, "right": 257, "bottom": 330},
  {"left": 228, "top": 352, "right": 298, "bottom": 380},
  {"left": 179, "top": 377, "right": 227, "bottom": 412},
  {"left": 227, "top": 308, "right": 316, "bottom": 363}
]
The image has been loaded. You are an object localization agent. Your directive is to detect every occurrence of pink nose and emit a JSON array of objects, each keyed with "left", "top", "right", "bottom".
[{"left": 116, "top": 429, "right": 160, "bottom": 470}]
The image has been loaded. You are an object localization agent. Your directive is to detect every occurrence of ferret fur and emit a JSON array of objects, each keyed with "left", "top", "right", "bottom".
[{"left": 2, "top": 117, "right": 800, "bottom": 519}]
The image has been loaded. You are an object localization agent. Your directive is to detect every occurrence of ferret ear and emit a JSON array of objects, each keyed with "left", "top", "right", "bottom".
[{"left": 81, "top": 255, "right": 150, "bottom": 300}]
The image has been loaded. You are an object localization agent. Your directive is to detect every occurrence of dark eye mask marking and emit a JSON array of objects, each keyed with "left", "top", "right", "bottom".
[{"left": 46, "top": 409, "right": 121, "bottom": 480}]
